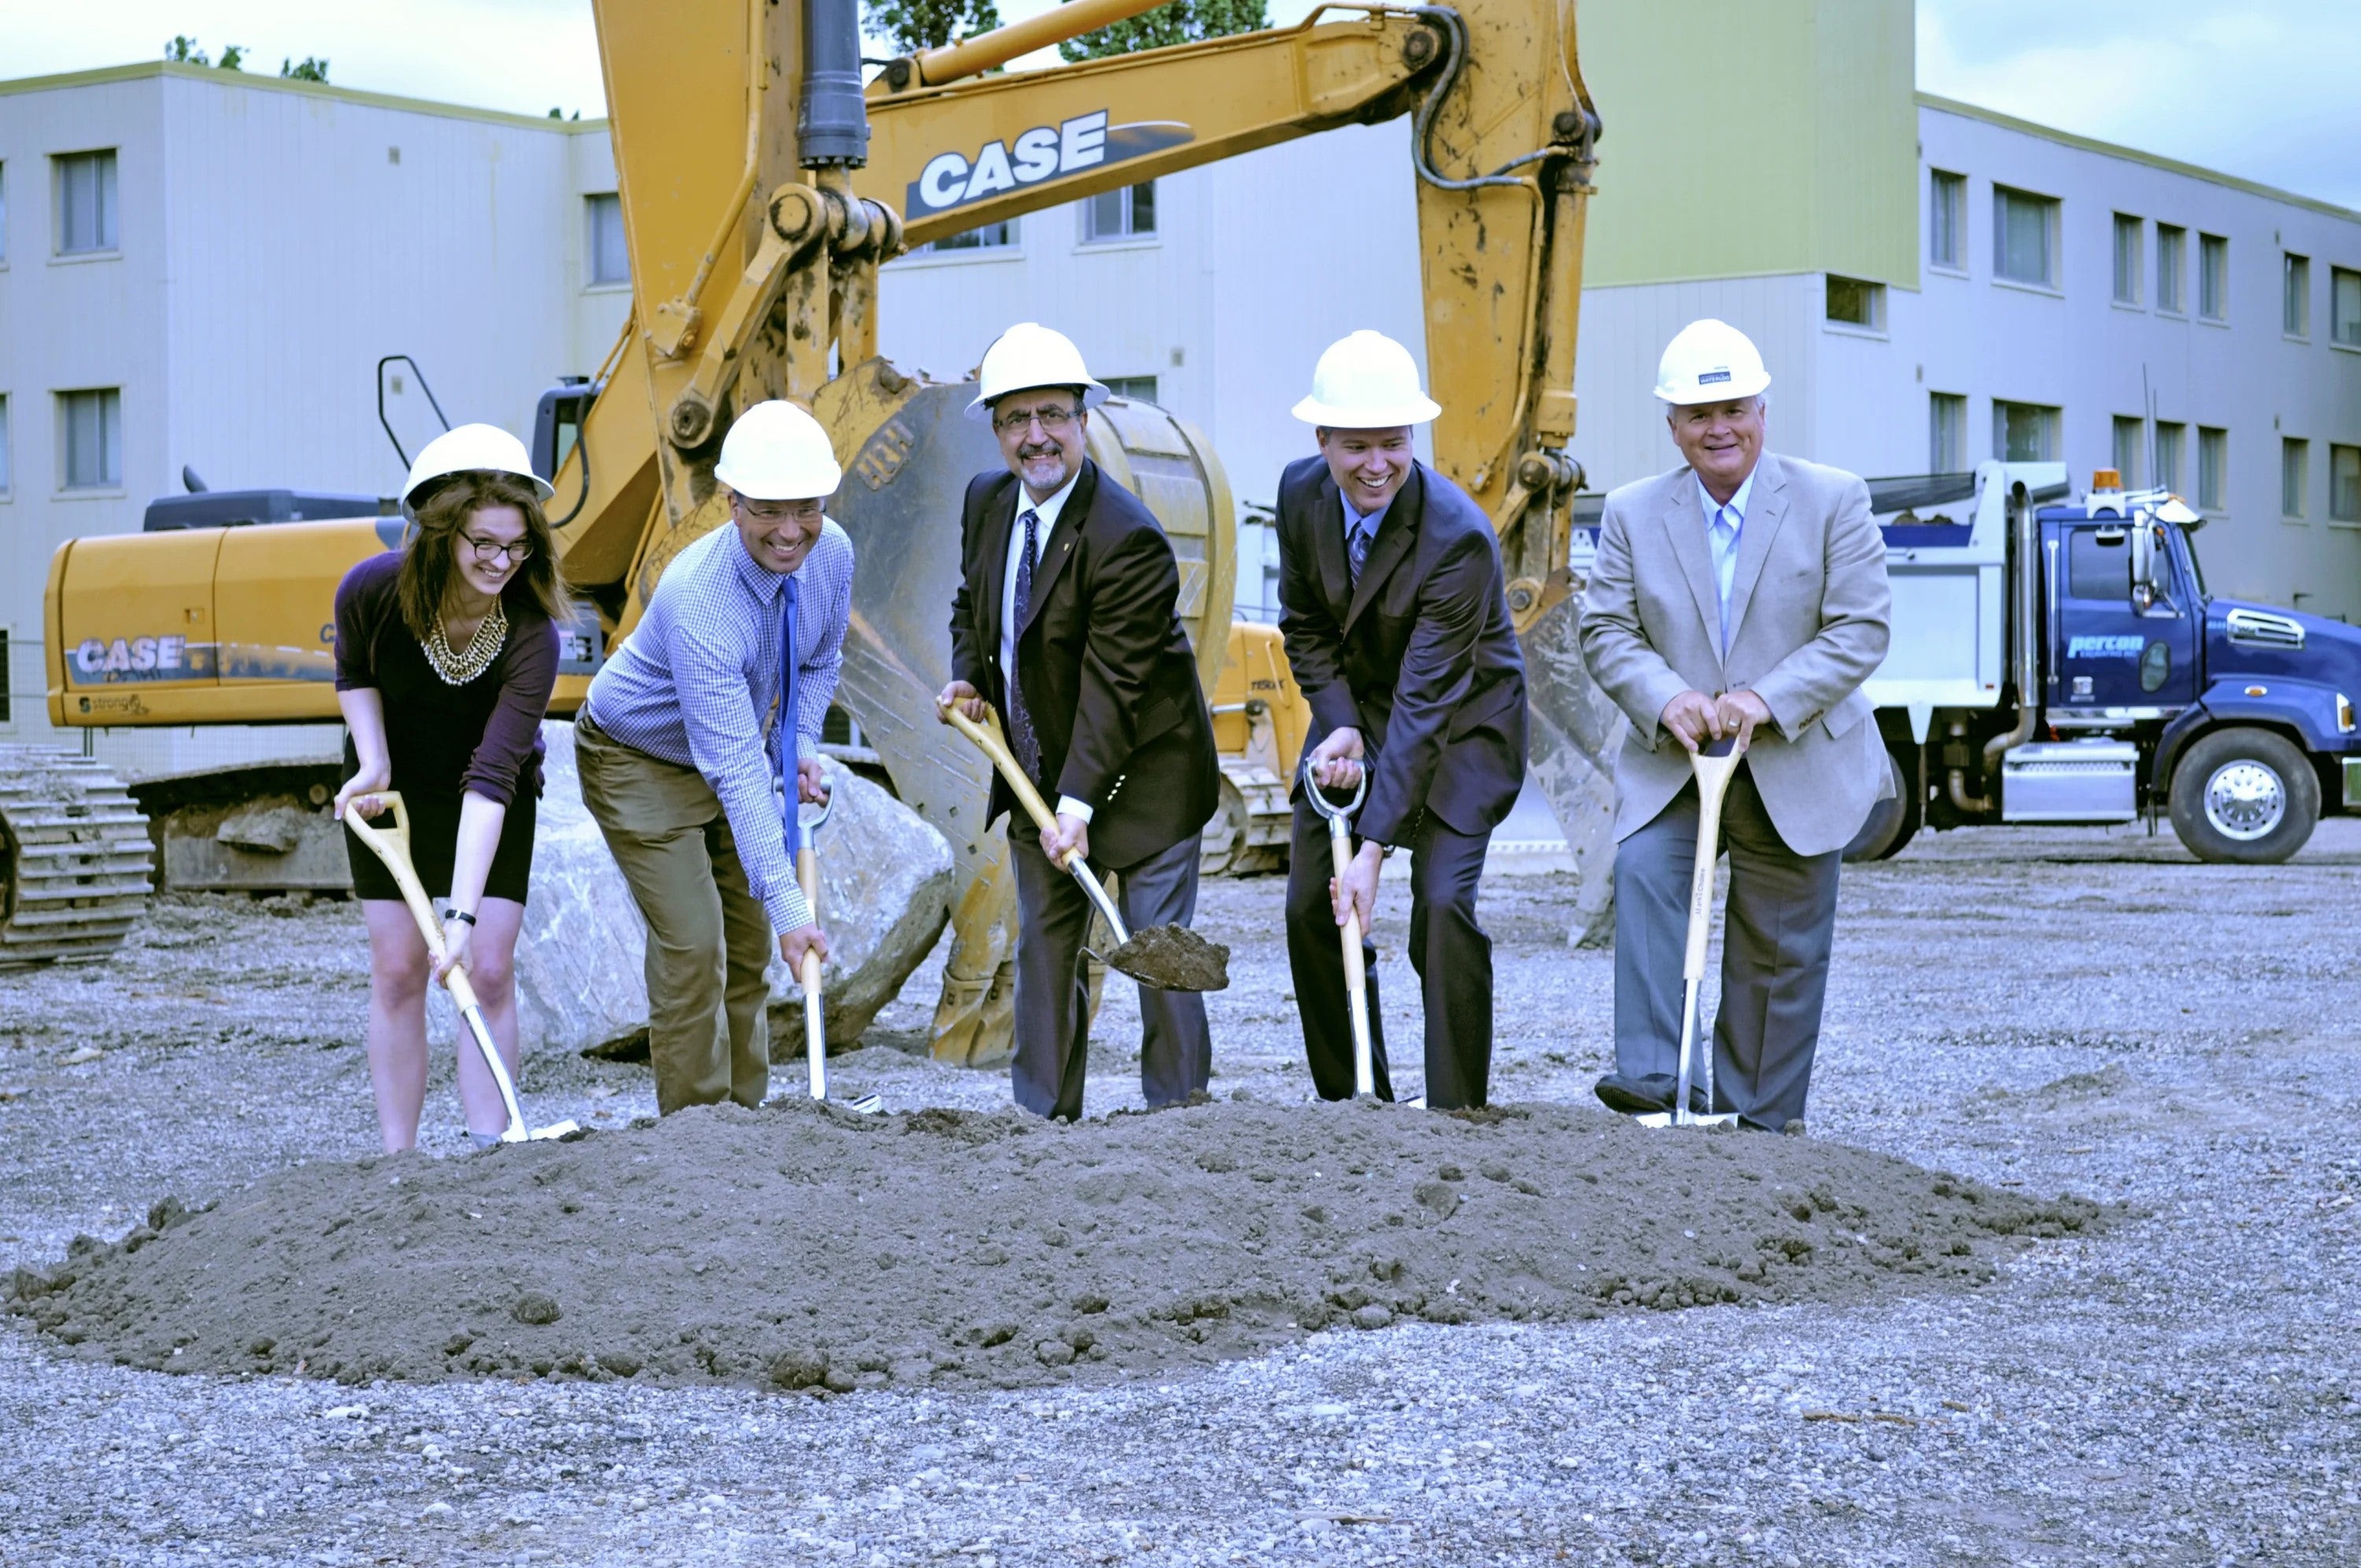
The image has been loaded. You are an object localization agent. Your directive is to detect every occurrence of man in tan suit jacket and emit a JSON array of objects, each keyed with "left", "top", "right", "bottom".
[{"left": 1580, "top": 319, "right": 1890, "bottom": 1131}]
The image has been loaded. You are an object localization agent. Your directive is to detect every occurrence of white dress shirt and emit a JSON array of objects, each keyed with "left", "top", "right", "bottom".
[
  {"left": 1695, "top": 466, "right": 1756, "bottom": 655},
  {"left": 996, "top": 469, "right": 1094, "bottom": 823}
]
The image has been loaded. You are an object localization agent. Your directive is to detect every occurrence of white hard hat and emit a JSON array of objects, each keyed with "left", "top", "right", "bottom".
[
  {"left": 1653, "top": 319, "right": 1771, "bottom": 404},
  {"left": 964, "top": 323, "right": 1109, "bottom": 422},
  {"left": 1291, "top": 330, "right": 1442, "bottom": 427},
  {"left": 713, "top": 400, "right": 842, "bottom": 500},
  {"left": 401, "top": 422, "right": 553, "bottom": 515}
]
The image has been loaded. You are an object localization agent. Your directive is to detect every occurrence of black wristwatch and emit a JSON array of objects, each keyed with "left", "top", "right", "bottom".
[{"left": 442, "top": 909, "right": 478, "bottom": 927}]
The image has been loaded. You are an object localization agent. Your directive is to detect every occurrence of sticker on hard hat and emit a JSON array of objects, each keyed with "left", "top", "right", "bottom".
[
  {"left": 1698, "top": 369, "right": 1732, "bottom": 384},
  {"left": 907, "top": 112, "right": 1194, "bottom": 220}
]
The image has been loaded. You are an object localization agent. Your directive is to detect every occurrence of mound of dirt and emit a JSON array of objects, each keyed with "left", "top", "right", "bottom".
[{"left": 7, "top": 1099, "right": 2105, "bottom": 1393}]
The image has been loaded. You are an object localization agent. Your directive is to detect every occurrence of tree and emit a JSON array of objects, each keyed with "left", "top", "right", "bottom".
[
  {"left": 280, "top": 57, "right": 330, "bottom": 83},
  {"left": 165, "top": 37, "right": 247, "bottom": 70},
  {"left": 1058, "top": 0, "right": 1267, "bottom": 62},
  {"left": 863, "top": 0, "right": 1002, "bottom": 57}
]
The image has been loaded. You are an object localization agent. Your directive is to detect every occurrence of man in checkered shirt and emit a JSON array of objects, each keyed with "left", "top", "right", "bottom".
[{"left": 577, "top": 401, "right": 852, "bottom": 1112}]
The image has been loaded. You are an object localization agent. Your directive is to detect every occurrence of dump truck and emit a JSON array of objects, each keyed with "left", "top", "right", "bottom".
[
  {"left": 23, "top": 0, "right": 1610, "bottom": 1057},
  {"left": 1791, "top": 463, "right": 2357, "bottom": 863}
]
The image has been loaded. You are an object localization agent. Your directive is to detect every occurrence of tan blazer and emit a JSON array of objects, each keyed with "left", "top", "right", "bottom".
[{"left": 1580, "top": 452, "right": 1892, "bottom": 857}]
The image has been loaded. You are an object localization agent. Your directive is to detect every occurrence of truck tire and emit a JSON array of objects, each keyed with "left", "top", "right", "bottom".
[
  {"left": 2167, "top": 727, "right": 2320, "bottom": 865},
  {"left": 1842, "top": 745, "right": 1922, "bottom": 862}
]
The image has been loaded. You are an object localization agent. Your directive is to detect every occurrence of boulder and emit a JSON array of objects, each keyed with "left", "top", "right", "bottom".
[
  {"left": 430, "top": 722, "right": 954, "bottom": 1060},
  {"left": 1518, "top": 595, "right": 1628, "bottom": 948}
]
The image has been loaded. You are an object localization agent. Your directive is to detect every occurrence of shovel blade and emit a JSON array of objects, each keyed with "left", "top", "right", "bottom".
[
  {"left": 1105, "top": 924, "right": 1231, "bottom": 992},
  {"left": 1632, "top": 1111, "right": 1739, "bottom": 1130}
]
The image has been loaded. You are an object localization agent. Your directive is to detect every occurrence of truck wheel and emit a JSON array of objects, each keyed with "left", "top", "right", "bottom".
[
  {"left": 1842, "top": 745, "right": 1923, "bottom": 862},
  {"left": 2167, "top": 727, "right": 2320, "bottom": 865}
]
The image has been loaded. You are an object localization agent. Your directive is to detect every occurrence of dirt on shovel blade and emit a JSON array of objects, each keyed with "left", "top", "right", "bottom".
[
  {"left": 6, "top": 1098, "right": 2106, "bottom": 1395},
  {"left": 1108, "top": 923, "right": 1230, "bottom": 991}
]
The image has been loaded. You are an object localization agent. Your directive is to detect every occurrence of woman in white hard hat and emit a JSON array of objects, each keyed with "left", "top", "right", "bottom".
[{"left": 331, "top": 424, "right": 567, "bottom": 1152}]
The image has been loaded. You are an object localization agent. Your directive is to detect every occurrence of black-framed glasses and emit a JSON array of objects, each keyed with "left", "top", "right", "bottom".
[
  {"left": 461, "top": 535, "right": 534, "bottom": 564},
  {"left": 993, "top": 404, "right": 1079, "bottom": 436}
]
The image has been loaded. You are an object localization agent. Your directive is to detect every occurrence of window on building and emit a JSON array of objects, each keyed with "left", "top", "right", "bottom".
[
  {"left": 1929, "top": 393, "right": 1967, "bottom": 473},
  {"left": 1930, "top": 170, "right": 1965, "bottom": 269},
  {"left": 2067, "top": 528, "right": 2131, "bottom": 601},
  {"left": 1102, "top": 376, "right": 1158, "bottom": 402},
  {"left": 2282, "top": 437, "right": 2308, "bottom": 519},
  {"left": 59, "top": 389, "right": 121, "bottom": 490},
  {"left": 2334, "top": 266, "right": 2361, "bottom": 347},
  {"left": 1824, "top": 275, "right": 1885, "bottom": 330},
  {"left": 2333, "top": 445, "right": 2361, "bottom": 524},
  {"left": 0, "top": 394, "right": 10, "bottom": 496},
  {"left": 1, "top": 160, "right": 9, "bottom": 263},
  {"left": 2112, "top": 213, "right": 2142, "bottom": 304},
  {"left": 54, "top": 149, "right": 118, "bottom": 255},
  {"left": 2284, "top": 253, "right": 2311, "bottom": 337},
  {"left": 2198, "top": 234, "right": 2228, "bottom": 320},
  {"left": 1993, "top": 400, "right": 2060, "bottom": 463},
  {"left": 586, "top": 193, "right": 627, "bottom": 286},
  {"left": 1081, "top": 182, "right": 1155, "bottom": 243},
  {"left": 2156, "top": 224, "right": 2186, "bottom": 312},
  {"left": 2197, "top": 426, "right": 2227, "bottom": 511},
  {"left": 914, "top": 220, "right": 1018, "bottom": 255},
  {"left": 2156, "top": 421, "right": 2185, "bottom": 493},
  {"left": 2112, "top": 416, "right": 2145, "bottom": 489},
  {"left": 1993, "top": 186, "right": 2057, "bottom": 287}
]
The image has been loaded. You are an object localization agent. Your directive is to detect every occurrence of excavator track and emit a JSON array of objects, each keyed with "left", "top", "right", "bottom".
[{"left": 0, "top": 747, "right": 156, "bottom": 968}]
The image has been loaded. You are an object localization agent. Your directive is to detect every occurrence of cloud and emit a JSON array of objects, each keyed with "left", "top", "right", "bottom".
[{"left": 1919, "top": 0, "right": 2361, "bottom": 209}]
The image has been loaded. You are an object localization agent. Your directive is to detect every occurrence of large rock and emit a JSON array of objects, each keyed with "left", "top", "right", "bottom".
[
  {"left": 1520, "top": 595, "right": 1628, "bottom": 948},
  {"left": 430, "top": 722, "right": 954, "bottom": 1059}
]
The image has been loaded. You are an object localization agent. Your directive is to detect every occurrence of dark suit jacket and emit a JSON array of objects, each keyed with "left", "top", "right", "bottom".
[
  {"left": 948, "top": 459, "right": 1219, "bottom": 869},
  {"left": 1277, "top": 456, "right": 1528, "bottom": 846}
]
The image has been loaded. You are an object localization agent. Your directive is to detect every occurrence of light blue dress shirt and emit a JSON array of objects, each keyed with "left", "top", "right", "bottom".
[
  {"left": 1341, "top": 493, "right": 1391, "bottom": 577},
  {"left": 1695, "top": 467, "right": 1755, "bottom": 654}
]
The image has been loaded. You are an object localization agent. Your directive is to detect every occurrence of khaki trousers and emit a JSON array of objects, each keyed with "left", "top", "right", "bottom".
[{"left": 575, "top": 716, "right": 774, "bottom": 1112}]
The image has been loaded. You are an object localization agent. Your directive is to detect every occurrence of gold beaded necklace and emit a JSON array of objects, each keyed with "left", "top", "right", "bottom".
[{"left": 420, "top": 598, "right": 508, "bottom": 686}]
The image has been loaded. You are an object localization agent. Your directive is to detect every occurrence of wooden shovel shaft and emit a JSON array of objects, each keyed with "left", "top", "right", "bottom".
[
  {"left": 940, "top": 703, "right": 1131, "bottom": 944},
  {"left": 797, "top": 843, "right": 826, "bottom": 1100},
  {"left": 1327, "top": 815, "right": 1376, "bottom": 1098},
  {"left": 342, "top": 793, "right": 530, "bottom": 1140}
]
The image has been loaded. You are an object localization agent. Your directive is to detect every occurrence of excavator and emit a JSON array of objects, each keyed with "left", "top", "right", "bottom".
[{"left": 20, "top": 0, "right": 1613, "bottom": 1062}]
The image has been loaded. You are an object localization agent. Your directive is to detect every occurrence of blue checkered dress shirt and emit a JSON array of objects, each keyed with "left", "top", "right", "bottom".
[{"left": 584, "top": 520, "right": 853, "bottom": 935}]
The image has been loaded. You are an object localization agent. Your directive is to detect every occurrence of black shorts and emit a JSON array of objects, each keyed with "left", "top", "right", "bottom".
[{"left": 345, "top": 787, "right": 538, "bottom": 906}]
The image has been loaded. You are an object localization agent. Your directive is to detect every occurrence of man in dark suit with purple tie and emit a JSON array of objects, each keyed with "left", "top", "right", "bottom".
[
  {"left": 1277, "top": 330, "right": 1529, "bottom": 1111},
  {"left": 937, "top": 323, "right": 1220, "bottom": 1121}
]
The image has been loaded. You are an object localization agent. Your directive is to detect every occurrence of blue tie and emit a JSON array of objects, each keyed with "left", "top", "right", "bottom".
[
  {"left": 1007, "top": 508, "right": 1044, "bottom": 781},
  {"left": 1347, "top": 514, "right": 1373, "bottom": 587},
  {"left": 1710, "top": 504, "right": 1738, "bottom": 654},
  {"left": 774, "top": 575, "right": 802, "bottom": 852}
]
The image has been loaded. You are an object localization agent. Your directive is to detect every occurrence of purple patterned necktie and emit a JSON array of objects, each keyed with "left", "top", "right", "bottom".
[
  {"left": 1347, "top": 514, "right": 1374, "bottom": 587},
  {"left": 1007, "top": 508, "right": 1044, "bottom": 780}
]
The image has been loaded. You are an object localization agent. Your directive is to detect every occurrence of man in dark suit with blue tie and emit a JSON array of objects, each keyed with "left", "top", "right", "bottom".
[
  {"left": 937, "top": 323, "right": 1220, "bottom": 1120},
  {"left": 1277, "top": 331, "right": 1529, "bottom": 1110}
]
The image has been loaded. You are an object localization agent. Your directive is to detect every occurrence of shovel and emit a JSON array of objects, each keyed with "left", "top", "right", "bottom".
[
  {"left": 1301, "top": 758, "right": 1376, "bottom": 1098},
  {"left": 1637, "top": 734, "right": 1745, "bottom": 1131},
  {"left": 344, "top": 792, "right": 578, "bottom": 1144},
  {"left": 940, "top": 703, "right": 1229, "bottom": 992},
  {"left": 787, "top": 784, "right": 881, "bottom": 1114}
]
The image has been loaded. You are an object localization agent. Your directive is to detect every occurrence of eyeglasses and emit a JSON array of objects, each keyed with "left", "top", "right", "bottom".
[
  {"left": 460, "top": 535, "right": 534, "bottom": 564},
  {"left": 733, "top": 497, "right": 824, "bottom": 524},
  {"left": 993, "top": 404, "right": 1079, "bottom": 436}
]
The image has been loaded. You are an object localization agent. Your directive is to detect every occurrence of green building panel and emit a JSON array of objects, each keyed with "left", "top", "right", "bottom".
[{"left": 1578, "top": 0, "right": 1919, "bottom": 291}]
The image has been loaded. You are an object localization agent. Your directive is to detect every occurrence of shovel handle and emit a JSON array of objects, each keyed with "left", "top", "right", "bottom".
[
  {"left": 344, "top": 792, "right": 532, "bottom": 1140},
  {"left": 794, "top": 842, "right": 829, "bottom": 1099},
  {"left": 940, "top": 701, "right": 1130, "bottom": 943},
  {"left": 1327, "top": 814, "right": 1376, "bottom": 1098}
]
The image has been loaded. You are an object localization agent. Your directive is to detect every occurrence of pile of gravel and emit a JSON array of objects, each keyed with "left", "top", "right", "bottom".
[{"left": 7, "top": 1097, "right": 2103, "bottom": 1395}]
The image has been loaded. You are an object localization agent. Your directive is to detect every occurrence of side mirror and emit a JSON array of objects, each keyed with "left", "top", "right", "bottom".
[{"left": 2129, "top": 519, "right": 2155, "bottom": 611}]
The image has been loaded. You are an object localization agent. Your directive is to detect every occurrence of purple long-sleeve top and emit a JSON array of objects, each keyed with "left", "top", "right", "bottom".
[{"left": 332, "top": 551, "right": 558, "bottom": 806}]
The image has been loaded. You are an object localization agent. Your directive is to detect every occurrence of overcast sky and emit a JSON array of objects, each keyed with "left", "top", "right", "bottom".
[{"left": 7, "top": 0, "right": 2348, "bottom": 210}]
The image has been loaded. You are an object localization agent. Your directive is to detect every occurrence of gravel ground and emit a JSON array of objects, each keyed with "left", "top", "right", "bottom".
[{"left": 2, "top": 818, "right": 2356, "bottom": 1566}]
